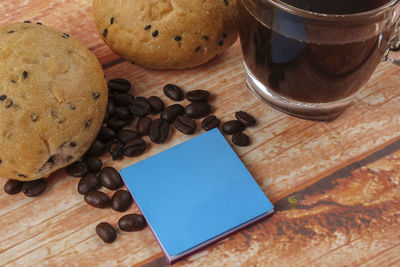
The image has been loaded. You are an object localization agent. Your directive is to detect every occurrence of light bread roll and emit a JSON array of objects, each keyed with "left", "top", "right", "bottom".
[{"left": 0, "top": 22, "right": 107, "bottom": 181}]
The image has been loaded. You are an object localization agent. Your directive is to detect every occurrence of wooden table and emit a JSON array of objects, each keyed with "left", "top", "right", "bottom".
[{"left": 1, "top": 1, "right": 400, "bottom": 266}]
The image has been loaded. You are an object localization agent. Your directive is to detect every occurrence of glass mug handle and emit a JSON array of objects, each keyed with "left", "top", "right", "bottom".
[{"left": 386, "top": 17, "right": 400, "bottom": 65}]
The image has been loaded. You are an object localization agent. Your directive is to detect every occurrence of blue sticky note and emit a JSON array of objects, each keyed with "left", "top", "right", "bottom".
[{"left": 121, "top": 128, "right": 274, "bottom": 263}]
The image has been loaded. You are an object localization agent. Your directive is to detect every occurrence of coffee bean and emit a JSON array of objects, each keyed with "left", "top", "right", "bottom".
[
  {"left": 97, "top": 126, "right": 117, "bottom": 143},
  {"left": 235, "top": 111, "right": 256, "bottom": 127},
  {"left": 161, "top": 104, "right": 184, "bottom": 123},
  {"left": 108, "top": 78, "right": 131, "bottom": 93},
  {"left": 129, "top": 100, "right": 151, "bottom": 117},
  {"left": 118, "top": 214, "right": 147, "bottom": 232},
  {"left": 232, "top": 132, "right": 250, "bottom": 147},
  {"left": 136, "top": 117, "right": 152, "bottom": 136},
  {"left": 84, "top": 190, "right": 110, "bottom": 208},
  {"left": 86, "top": 140, "right": 105, "bottom": 157},
  {"left": 99, "top": 167, "right": 124, "bottom": 190},
  {"left": 186, "top": 90, "right": 210, "bottom": 102},
  {"left": 107, "top": 140, "right": 124, "bottom": 161},
  {"left": 222, "top": 120, "right": 245, "bottom": 134},
  {"left": 108, "top": 88, "right": 115, "bottom": 99},
  {"left": 173, "top": 115, "right": 196, "bottom": 135},
  {"left": 104, "top": 101, "right": 115, "bottom": 122},
  {"left": 85, "top": 157, "right": 103, "bottom": 174},
  {"left": 136, "top": 96, "right": 149, "bottom": 103},
  {"left": 115, "top": 106, "right": 133, "bottom": 121},
  {"left": 123, "top": 138, "right": 147, "bottom": 157},
  {"left": 107, "top": 117, "right": 128, "bottom": 131},
  {"left": 185, "top": 102, "right": 211, "bottom": 118},
  {"left": 96, "top": 222, "right": 117, "bottom": 243},
  {"left": 22, "top": 178, "right": 46, "bottom": 197},
  {"left": 4, "top": 179, "right": 23, "bottom": 195},
  {"left": 201, "top": 115, "right": 220, "bottom": 131},
  {"left": 105, "top": 138, "right": 121, "bottom": 150},
  {"left": 111, "top": 190, "right": 133, "bottom": 212},
  {"left": 78, "top": 173, "right": 101, "bottom": 195},
  {"left": 114, "top": 93, "right": 134, "bottom": 106},
  {"left": 148, "top": 96, "right": 164, "bottom": 114},
  {"left": 149, "top": 119, "right": 170, "bottom": 144},
  {"left": 66, "top": 161, "right": 88, "bottom": 177},
  {"left": 163, "top": 84, "right": 184, "bottom": 101},
  {"left": 118, "top": 130, "right": 139, "bottom": 144}
]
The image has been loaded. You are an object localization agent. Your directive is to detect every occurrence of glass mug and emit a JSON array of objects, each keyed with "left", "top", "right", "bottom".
[{"left": 238, "top": 0, "right": 400, "bottom": 120}]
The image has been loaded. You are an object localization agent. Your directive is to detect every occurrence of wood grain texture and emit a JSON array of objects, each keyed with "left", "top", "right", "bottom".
[{"left": 1, "top": 0, "right": 400, "bottom": 266}]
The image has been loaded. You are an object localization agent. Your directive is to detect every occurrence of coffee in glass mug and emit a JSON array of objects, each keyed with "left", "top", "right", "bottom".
[{"left": 238, "top": 0, "right": 400, "bottom": 120}]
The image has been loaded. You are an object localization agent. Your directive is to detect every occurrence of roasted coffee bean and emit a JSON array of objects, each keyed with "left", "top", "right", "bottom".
[
  {"left": 149, "top": 119, "right": 170, "bottom": 144},
  {"left": 22, "top": 179, "right": 46, "bottom": 197},
  {"left": 105, "top": 138, "right": 121, "bottom": 150},
  {"left": 136, "top": 117, "right": 152, "bottom": 136},
  {"left": 123, "top": 138, "right": 147, "bottom": 157},
  {"left": 85, "top": 157, "right": 103, "bottom": 174},
  {"left": 104, "top": 101, "right": 115, "bottom": 122},
  {"left": 108, "top": 78, "right": 131, "bottom": 93},
  {"left": 78, "top": 173, "right": 101, "bottom": 195},
  {"left": 99, "top": 167, "right": 124, "bottom": 190},
  {"left": 148, "top": 96, "right": 164, "bottom": 114},
  {"left": 163, "top": 84, "right": 184, "bottom": 101},
  {"left": 108, "top": 141, "right": 124, "bottom": 161},
  {"left": 115, "top": 106, "right": 133, "bottom": 121},
  {"left": 114, "top": 93, "right": 134, "bottom": 106},
  {"left": 136, "top": 96, "right": 149, "bottom": 103},
  {"left": 84, "top": 190, "right": 110, "bottom": 208},
  {"left": 185, "top": 102, "right": 211, "bottom": 118},
  {"left": 118, "top": 130, "right": 139, "bottom": 144},
  {"left": 201, "top": 115, "right": 220, "bottom": 131},
  {"left": 235, "top": 111, "right": 256, "bottom": 127},
  {"left": 107, "top": 117, "right": 128, "bottom": 131},
  {"left": 186, "top": 90, "right": 210, "bottom": 102},
  {"left": 129, "top": 100, "right": 151, "bottom": 117},
  {"left": 86, "top": 140, "right": 105, "bottom": 157},
  {"left": 161, "top": 104, "right": 184, "bottom": 123},
  {"left": 111, "top": 190, "right": 133, "bottom": 212},
  {"left": 97, "top": 126, "right": 117, "bottom": 143},
  {"left": 66, "top": 161, "right": 88, "bottom": 177},
  {"left": 222, "top": 120, "right": 245, "bottom": 135},
  {"left": 4, "top": 179, "right": 23, "bottom": 195},
  {"left": 118, "top": 214, "right": 147, "bottom": 232},
  {"left": 173, "top": 115, "right": 196, "bottom": 135},
  {"left": 232, "top": 132, "right": 250, "bottom": 147},
  {"left": 108, "top": 88, "right": 115, "bottom": 99},
  {"left": 96, "top": 222, "right": 117, "bottom": 243}
]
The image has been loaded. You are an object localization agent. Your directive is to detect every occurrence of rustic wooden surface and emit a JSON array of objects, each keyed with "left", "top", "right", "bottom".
[{"left": 1, "top": 1, "right": 400, "bottom": 266}]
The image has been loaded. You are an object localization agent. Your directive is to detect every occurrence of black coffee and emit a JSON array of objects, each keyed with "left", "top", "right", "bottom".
[
  {"left": 282, "top": 0, "right": 391, "bottom": 14},
  {"left": 238, "top": 0, "right": 393, "bottom": 103}
]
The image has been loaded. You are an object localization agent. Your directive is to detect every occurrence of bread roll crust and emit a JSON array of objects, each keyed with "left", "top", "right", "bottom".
[
  {"left": 0, "top": 22, "right": 108, "bottom": 181},
  {"left": 92, "top": 0, "right": 238, "bottom": 69}
]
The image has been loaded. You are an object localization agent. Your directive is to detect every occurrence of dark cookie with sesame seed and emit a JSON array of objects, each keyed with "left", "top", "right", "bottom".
[
  {"left": 0, "top": 22, "right": 107, "bottom": 181},
  {"left": 92, "top": 0, "right": 238, "bottom": 69}
]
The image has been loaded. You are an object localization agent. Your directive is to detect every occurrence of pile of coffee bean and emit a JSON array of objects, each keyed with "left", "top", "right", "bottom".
[
  {"left": 2, "top": 78, "right": 257, "bottom": 244},
  {"left": 69, "top": 163, "right": 147, "bottom": 243}
]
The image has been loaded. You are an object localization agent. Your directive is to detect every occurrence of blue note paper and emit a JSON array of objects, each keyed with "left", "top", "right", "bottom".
[{"left": 121, "top": 128, "right": 274, "bottom": 263}]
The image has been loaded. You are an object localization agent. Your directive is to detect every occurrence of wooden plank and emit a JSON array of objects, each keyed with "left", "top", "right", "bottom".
[
  {"left": 1, "top": 0, "right": 400, "bottom": 266},
  {"left": 170, "top": 148, "right": 400, "bottom": 266}
]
